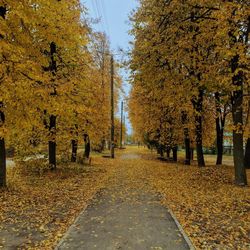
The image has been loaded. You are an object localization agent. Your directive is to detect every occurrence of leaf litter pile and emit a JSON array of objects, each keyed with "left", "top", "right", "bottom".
[{"left": 0, "top": 147, "right": 250, "bottom": 249}]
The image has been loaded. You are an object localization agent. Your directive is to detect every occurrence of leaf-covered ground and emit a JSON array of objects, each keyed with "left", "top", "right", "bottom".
[
  {"left": 138, "top": 149, "right": 250, "bottom": 249},
  {"left": 0, "top": 155, "right": 116, "bottom": 249},
  {"left": 0, "top": 147, "right": 249, "bottom": 249}
]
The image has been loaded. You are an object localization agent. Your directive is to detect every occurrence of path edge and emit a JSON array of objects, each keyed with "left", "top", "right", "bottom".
[
  {"left": 54, "top": 203, "right": 88, "bottom": 250},
  {"left": 54, "top": 189, "right": 105, "bottom": 250},
  {"left": 168, "top": 208, "right": 196, "bottom": 250},
  {"left": 55, "top": 205, "right": 196, "bottom": 250}
]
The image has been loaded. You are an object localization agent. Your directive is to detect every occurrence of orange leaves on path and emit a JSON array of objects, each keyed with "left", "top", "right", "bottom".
[
  {"left": 140, "top": 150, "right": 250, "bottom": 249},
  {"left": 0, "top": 147, "right": 249, "bottom": 249},
  {"left": 0, "top": 156, "right": 116, "bottom": 249}
]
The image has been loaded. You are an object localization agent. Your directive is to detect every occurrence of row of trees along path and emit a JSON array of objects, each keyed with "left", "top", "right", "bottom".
[
  {"left": 129, "top": 0, "right": 250, "bottom": 186},
  {"left": 0, "top": 0, "right": 122, "bottom": 187}
]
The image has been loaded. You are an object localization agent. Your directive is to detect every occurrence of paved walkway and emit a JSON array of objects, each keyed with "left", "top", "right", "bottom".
[{"left": 56, "top": 153, "right": 191, "bottom": 250}]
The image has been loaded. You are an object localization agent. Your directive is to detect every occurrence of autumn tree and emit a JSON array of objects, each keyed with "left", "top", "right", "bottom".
[
  {"left": 0, "top": 0, "right": 122, "bottom": 186},
  {"left": 129, "top": 0, "right": 249, "bottom": 185},
  {"left": 215, "top": 1, "right": 249, "bottom": 185},
  {"left": 0, "top": 0, "right": 41, "bottom": 186}
]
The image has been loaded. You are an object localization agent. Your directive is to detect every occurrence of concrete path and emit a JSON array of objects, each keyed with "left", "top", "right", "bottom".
[{"left": 56, "top": 152, "right": 191, "bottom": 250}]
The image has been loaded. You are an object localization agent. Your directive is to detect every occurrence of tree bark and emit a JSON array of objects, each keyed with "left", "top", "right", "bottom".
[
  {"left": 158, "top": 145, "right": 164, "bottom": 157},
  {"left": 48, "top": 42, "right": 57, "bottom": 169},
  {"left": 49, "top": 115, "right": 56, "bottom": 169},
  {"left": 0, "top": 7, "right": 7, "bottom": 187},
  {"left": 0, "top": 137, "right": 6, "bottom": 187},
  {"left": 216, "top": 128, "right": 224, "bottom": 165},
  {"left": 184, "top": 129, "right": 191, "bottom": 165},
  {"left": 166, "top": 147, "right": 171, "bottom": 159},
  {"left": 182, "top": 112, "right": 191, "bottom": 165},
  {"left": 243, "top": 17, "right": 250, "bottom": 170},
  {"left": 172, "top": 146, "right": 178, "bottom": 162},
  {"left": 84, "top": 134, "right": 90, "bottom": 159},
  {"left": 71, "top": 140, "right": 78, "bottom": 162},
  {"left": 0, "top": 6, "right": 6, "bottom": 21},
  {"left": 215, "top": 92, "right": 225, "bottom": 165},
  {"left": 192, "top": 89, "right": 205, "bottom": 167},
  {"left": 232, "top": 88, "right": 247, "bottom": 185},
  {"left": 231, "top": 54, "right": 247, "bottom": 185},
  {"left": 244, "top": 138, "right": 250, "bottom": 169}
]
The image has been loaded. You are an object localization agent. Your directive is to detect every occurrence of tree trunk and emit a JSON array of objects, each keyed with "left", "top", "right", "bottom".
[
  {"left": 215, "top": 92, "right": 225, "bottom": 165},
  {"left": 158, "top": 145, "right": 164, "bottom": 157},
  {"left": 195, "top": 112, "right": 205, "bottom": 167},
  {"left": 71, "top": 140, "right": 78, "bottom": 162},
  {"left": 48, "top": 42, "right": 57, "bottom": 169},
  {"left": 216, "top": 129, "right": 224, "bottom": 165},
  {"left": 184, "top": 130, "right": 191, "bottom": 165},
  {"left": 0, "top": 7, "right": 7, "bottom": 187},
  {"left": 193, "top": 89, "right": 205, "bottom": 167},
  {"left": 243, "top": 17, "right": 250, "bottom": 170},
  {"left": 0, "top": 137, "right": 6, "bottom": 187},
  {"left": 84, "top": 134, "right": 90, "bottom": 159},
  {"left": 182, "top": 112, "right": 191, "bottom": 165},
  {"left": 166, "top": 147, "right": 171, "bottom": 159},
  {"left": 244, "top": 138, "right": 250, "bottom": 169},
  {"left": 231, "top": 54, "right": 247, "bottom": 186},
  {"left": 49, "top": 115, "right": 56, "bottom": 169},
  {"left": 173, "top": 146, "right": 178, "bottom": 162},
  {"left": 232, "top": 89, "right": 247, "bottom": 185}
]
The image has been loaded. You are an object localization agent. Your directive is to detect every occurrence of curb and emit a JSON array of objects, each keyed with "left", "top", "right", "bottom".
[{"left": 168, "top": 209, "right": 196, "bottom": 250}]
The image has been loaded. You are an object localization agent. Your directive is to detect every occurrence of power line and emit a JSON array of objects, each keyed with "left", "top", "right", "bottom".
[
  {"left": 91, "top": 0, "right": 102, "bottom": 31},
  {"left": 99, "top": 0, "right": 110, "bottom": 37},
  {"left": 94, "top": 0, "right": 106, "bottom": 32},
  {"left": 91, "top": 0, "right": 110, "bottom": 38},
  {"left": 90, "top": 1, "right": 125, "bottom": 61}
]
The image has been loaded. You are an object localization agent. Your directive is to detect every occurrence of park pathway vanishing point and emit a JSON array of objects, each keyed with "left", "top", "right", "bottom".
[{"left": 56, "top": 150, "right": 193, "bottom": 250}]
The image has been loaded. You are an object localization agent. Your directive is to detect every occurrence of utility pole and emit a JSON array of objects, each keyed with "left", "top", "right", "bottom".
[
  {"left": 120, "top": 101, "right": 123, "bottom": 149},
  {"left": 123, "top": 114, "right": 126, "bottom": 146},
  {"left": 110, "top": 55, "right": 115, "bottom": 158}
]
